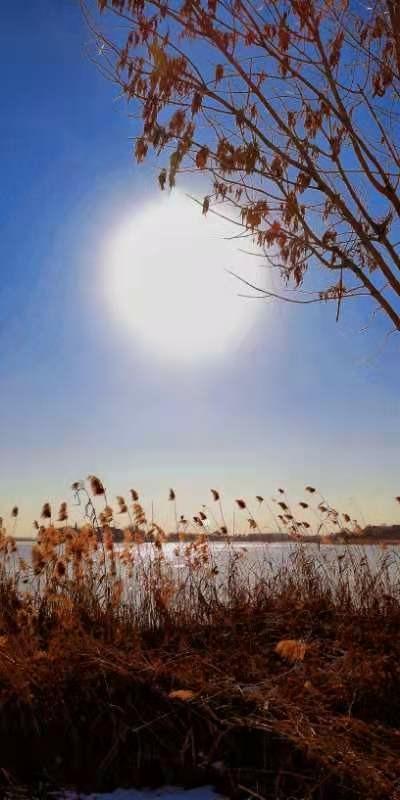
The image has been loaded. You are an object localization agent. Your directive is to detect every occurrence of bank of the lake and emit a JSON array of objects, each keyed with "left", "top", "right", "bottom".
[{"left": 1, "top": 534, "right": 400, "bottom": 799}]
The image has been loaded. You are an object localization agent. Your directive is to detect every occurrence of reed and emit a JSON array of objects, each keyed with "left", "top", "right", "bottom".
[{"left": 0, "top": 478, "right": 399, "bottom": 799}]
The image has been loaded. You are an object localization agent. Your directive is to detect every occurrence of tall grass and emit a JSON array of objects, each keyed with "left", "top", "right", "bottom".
[{"left": 0, "top": 478, "right": 400, "bottom": 799}]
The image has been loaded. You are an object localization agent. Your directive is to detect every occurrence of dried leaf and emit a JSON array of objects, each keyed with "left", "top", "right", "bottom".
[
  {"left": 169, "top": 689, "right": 196, "bottom": 701},
  {"left": 202, "top": 195, "right": 210, "bottom": 215},
  {"left": 275, "top": 639, "right": 307, "bottom": 663},
  {"left": 191, "top": 91, "right": 203, "bottom": 115},
  {"left": 195, "top": 146, "right": 209, "bottom": 169},
  {"left": 215, "top": 64, "right": 224, "bottom": 83}
]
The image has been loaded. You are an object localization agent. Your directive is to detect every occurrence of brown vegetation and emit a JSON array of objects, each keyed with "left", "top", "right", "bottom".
[
  {"left": 1, "top": 481, "right": 400, "bottom": 798},
  {"left": 88, "top": 0, "right": 400, "bottom": 331}
]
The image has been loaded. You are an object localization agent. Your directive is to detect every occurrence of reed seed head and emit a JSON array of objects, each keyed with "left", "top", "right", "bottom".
[
  {"left": 58, "top": 502, "right": 68, "bottom": 522},
  {"left": 41, "top": 503, "right": 52, "bottom": 520},
  {"left": 88, "top": 475, "right": 105, "bottom": 496},
  {"left": 116, "top": 496, "right": 128, "bottom": 514}
]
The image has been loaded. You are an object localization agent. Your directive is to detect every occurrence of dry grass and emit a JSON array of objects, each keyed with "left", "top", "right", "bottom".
[{"left": 0, "top": 480, "right": 400, "bottom": 799}]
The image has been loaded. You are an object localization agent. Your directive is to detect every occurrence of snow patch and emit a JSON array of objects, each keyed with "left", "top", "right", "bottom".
[{"left": 57, "top": 785, "right": 225, "bottom": 800}]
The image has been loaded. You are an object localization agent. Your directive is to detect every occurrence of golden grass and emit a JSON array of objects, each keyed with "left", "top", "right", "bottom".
[{"left": 0, "top": 478, "right": 399, "bottom": 798}]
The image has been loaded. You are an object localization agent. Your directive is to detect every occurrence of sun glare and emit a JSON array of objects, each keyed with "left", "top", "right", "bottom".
[{"left": 103, "top": 191, "right": 266, "bottom": 363}]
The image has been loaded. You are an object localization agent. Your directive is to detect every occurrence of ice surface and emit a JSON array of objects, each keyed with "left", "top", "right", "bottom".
[{"left": 57, "top": 785, "right": 225, "bottom": 800}]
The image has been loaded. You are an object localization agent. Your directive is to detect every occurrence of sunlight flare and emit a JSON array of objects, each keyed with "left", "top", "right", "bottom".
[{"left": 103, "top": 191, "right": 266, "bottom": 363}]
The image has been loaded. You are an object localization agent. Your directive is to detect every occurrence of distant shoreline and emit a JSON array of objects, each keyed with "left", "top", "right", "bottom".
[{"left": 15, "top": 525, "right": 400, "bottom": 546}]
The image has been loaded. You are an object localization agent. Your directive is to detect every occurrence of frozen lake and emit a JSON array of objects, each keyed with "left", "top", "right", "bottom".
[{"left": 15, "top": 538, "right": 400, "bottom": 583}]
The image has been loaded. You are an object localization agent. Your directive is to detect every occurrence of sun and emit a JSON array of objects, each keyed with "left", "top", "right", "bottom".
[{"left": 103, "top": 191, "right": 265, "bottom": 363}]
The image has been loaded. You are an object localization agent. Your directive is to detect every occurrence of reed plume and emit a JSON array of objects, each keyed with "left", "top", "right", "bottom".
[
  {"left": 88, "top": 475, "right": 105, "bottom": 496},
  {"left": 58, "top": 502, "right": 68, "bottom": 522},
  {"left": 169, "top": 488, "right": 178, "bottom": 534},
  {"left": 41, "top": 503, "right": 52, "bottom": 520}
]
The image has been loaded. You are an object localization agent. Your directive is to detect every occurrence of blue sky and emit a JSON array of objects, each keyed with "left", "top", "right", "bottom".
[{"left": 0, "top": 0, "right": 399, "bottom": 534}]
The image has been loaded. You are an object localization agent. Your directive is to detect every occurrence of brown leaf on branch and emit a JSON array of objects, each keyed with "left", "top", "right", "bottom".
[
  {"left": 215, "top": 64, "right": 224, "bottom": 83},
  {"left": 196, "top": 146, "right": 209, "bottom": 169},
  {"left": 90, "top": 0, "right": 400, "bottom": 333},
  {"left": 158, "top": 168, "right": 167, "bottom": 190}
]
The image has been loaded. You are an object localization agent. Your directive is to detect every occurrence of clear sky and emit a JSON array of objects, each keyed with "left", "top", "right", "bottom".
[{"left": 0, "top": 0, "right": 399, "bottom": 536}]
